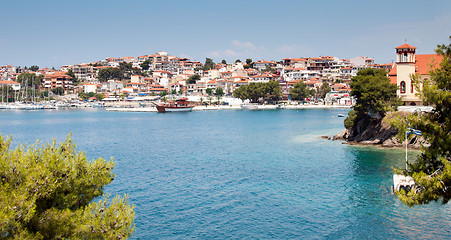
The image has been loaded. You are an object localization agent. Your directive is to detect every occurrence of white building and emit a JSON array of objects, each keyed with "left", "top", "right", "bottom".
[
  {"left": 83, "top": 84, "right": 97, "bottom": 93},
  {"left": 0, "top": 80, "right": 21, "bottom": 91}
]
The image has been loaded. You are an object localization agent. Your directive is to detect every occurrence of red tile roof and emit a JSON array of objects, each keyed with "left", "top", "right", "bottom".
[
  {"left": 415, "top": 54, "right": 443, "bottom": 75},
  {"left": 387, "top": 54, "right": 442, "bottom": 84},
  {"left": 395, "top": 43, "right": 416, "bottom": 49}
]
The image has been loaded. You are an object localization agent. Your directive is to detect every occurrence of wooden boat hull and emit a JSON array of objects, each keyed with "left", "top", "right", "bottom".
[{"left": 156, "top": 105, "right": 193, "bottom": 113}]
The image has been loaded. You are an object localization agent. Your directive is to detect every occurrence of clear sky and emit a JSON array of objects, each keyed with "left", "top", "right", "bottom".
[{"left": 1, "top": 0, "right": 450, "bottom": 68}]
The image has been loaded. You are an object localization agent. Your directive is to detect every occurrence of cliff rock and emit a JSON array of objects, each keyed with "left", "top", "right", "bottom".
[{"left": 333, "top": 116, "right": 427, "bottom": 149}]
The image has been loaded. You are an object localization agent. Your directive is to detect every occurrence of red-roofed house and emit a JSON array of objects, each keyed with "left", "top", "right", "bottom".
[
  {"left": 254, "top": 60, "right": 276, "bottom": 71},
  {"left": 126, "top": 82, "right": 146, "bottom": 92}
]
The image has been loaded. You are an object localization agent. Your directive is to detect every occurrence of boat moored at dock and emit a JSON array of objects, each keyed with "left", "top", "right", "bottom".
[{"left": 156, "top": 98, "right": 194, "bottom": 113}]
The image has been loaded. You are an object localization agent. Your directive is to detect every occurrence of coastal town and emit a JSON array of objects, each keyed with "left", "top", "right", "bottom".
[{"left": 0, "top": 44, "right": 442, "bottom": 110}]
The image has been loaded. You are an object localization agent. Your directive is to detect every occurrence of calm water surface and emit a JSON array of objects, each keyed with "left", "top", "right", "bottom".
[{"left": 0, "top": 109, "right": 450, "bottom": 239}]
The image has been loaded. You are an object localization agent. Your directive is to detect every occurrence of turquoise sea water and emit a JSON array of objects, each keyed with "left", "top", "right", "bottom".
[{"left": 0, "top": 109, "right": 450, "bottom": 239}]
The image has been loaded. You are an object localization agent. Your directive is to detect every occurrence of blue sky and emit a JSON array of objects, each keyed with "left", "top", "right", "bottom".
[{"left": 1, "top": 0, "right": 450, "bottom": 68}]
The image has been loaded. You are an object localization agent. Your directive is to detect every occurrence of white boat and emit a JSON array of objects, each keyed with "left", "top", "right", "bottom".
[
  {"left": 15, "top": 103, "right": 44, "bottom": 110},
  {"left": 338, "top": 114, "right": 345, "bottom": 117},
  {"left": 240, "top": 103, "right": 259, "bottom": 110},
  {"left": 276, "top": 104, "right": 286, "bottom": 109}
]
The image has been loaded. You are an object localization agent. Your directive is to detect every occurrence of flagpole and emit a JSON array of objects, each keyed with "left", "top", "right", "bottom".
[
  {"left": 406, "top": 125, "right": 408, "bottom": 170},
  {"left": 405, "top": 117, "right": 408, "bottom": 170}
]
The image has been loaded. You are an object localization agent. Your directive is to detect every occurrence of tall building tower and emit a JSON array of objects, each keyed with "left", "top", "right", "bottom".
[{"left": 395, "top": 44, "right": 418, "bottom": 104}]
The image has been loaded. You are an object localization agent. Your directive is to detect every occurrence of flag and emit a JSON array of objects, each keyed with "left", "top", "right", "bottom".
[{"left": 406, "top": 127, "right": 422, "bottom": 136}]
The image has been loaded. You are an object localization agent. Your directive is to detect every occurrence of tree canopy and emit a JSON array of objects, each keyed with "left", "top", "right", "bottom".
[
  {"left": 140, "top": 59, "right": 152, "bottom": 71},
  {"left": 233, "top": 81, "right": 281, "bottom": 103},
  {"left": 393, "top": 36, "right": 451, "bottom": 206},
  {"left": 349, "top": 68, "right": 399, "bottom": 120},
  {"left": 289, "top": 81, "right": 314, "bottom": 101},
  {"left": 29, "top": 65, "right": 39, "bottom": 72},
  {"left": 97, "top": 67, "right": 123, "bottom": 81},
  {"left": 215, "top": 87, "right": 224, "bottom": 96},
  {"left": 202, "top": 58, "right": 215, "bottom": 71},
  {"left": 244, "top": 59, "right": 254, "bottom": 69},
  {"left": 16, "top": 72, "right": 42, "bottom": 87},
  {"left": 66, "top": 69, "right": 80, "bottom": 86},
  {"left": 0, "top": 135, "right": 134, "bottom": 239},
  {"left": 186, "top": 74, "right": 200, "bottom": 84},
  {"left": 316, "top": 82, "right": 331, "bottom": 99}
]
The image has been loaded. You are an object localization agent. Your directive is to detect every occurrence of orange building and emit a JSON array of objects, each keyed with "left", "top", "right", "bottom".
[{"left": 42, "top": 72, "right": 74, "bottom": 93}]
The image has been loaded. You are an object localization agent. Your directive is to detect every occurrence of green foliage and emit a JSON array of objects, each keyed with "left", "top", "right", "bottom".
[
  {"left": 216, "top": 95, "right": 222, "bottom": 105},
  {"left": 41, "top": 90, "right": 49, "bottom": 98},
  {"left": 94, "top": 93, "right": 105, "bottom": 101},
  {"left": 264, "top": 80, "right": 282, "bottom": 102},
  {"left": 221, "top": 60, "right": 227, "bottom": 64},
  {"left": 17, "top": 72, "right": 42, "bottom": 87},
  {"left": 233, "top": 81, "right": 282, "bottom": 103},
  {"left": 51, "top": 87, "right": 65, "bottom": 96},
  {"left": 289, "top": 81, "right": 313, "bottom": 101},
  {"left": 66, "top": 69, "right": 79, "bottom": 86},
  {"left": 202, "top": 58, "right": 215, "bottom": 71},
  {"left": 393, "top": 36, "right": 451, "bottom": 205},
  {"left": 206, "top": 88, "right": 213, "bottom": 96},
  {"left": 207, "top": 96, "right": 213, "bottom": 105},
  {"left": 0, "top": 135, "right": 134, "bottom": 239},
  {"left": 344, "top": 110, "right": 358, "bottom": 129},
  {"left": 140, "top": 59, "right": 152, "bottom": 71},
  {"left": 215, "top": 87, "right": 224, "bottom": 96},
  {"left": 316, "top": 82, "right": 331, "bottom": 99},
  {"left": 350, "top": 68, "right": 399, "bottom": 119},
  {"left": 98, "top": 67, "right": 122, "bottom": 81},
  {"left": 159, "top": 90, "right": 168, "bottom": 97},
  {"left": 119, "top": 62, "right": 144, "bottom": 78},
  {"left": 97, "top": 63, "right": 144, "bottom": 82},
  {"left": 29, "top": 65, "right": 39, "bottom": 71},
  {"left": 186, "top": 74, "right": 200, "bottom": 84},
  {"left": 244, "top": 59, "right": 254, "bottom": 69},
  {"left": 1, "top": 86, "right": 15, "bottom": 103},
  {"left": 171, "top": 89, "right": 177, "bottom": 95}
]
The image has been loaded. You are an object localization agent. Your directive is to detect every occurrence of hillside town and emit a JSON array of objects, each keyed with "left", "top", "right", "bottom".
[{"left": 0, "top": 44, "right": 442, "bottom": 107}]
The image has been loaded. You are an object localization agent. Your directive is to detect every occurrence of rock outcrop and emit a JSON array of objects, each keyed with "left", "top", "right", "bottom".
[{"left": 333, "top": 115, "right": 427, "bottom": 149}]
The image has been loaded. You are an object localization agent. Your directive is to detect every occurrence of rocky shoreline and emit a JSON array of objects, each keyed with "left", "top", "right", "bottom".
[{"left": 331, "top": 114, "right": 427, "bottom": 149}]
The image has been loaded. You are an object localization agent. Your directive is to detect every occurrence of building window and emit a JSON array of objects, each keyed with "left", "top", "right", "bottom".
[
  {"left": 411, "top": 81, "right": 414, "bottom": 93},
  {"left": 400, "top": 81, "right": 406, "bottom": 93}
]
